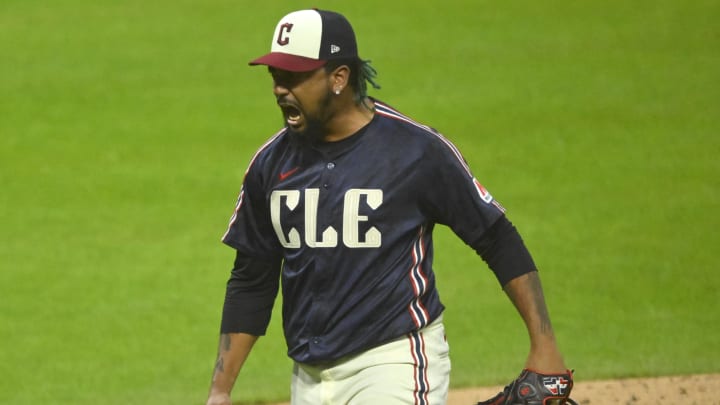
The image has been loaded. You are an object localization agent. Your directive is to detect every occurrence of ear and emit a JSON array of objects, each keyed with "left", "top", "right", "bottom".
[{"left": 328, "top": 64, "right": 350, "bottom": 93}]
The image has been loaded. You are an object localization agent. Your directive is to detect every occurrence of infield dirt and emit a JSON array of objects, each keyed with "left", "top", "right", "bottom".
[
  {"left": 263, "top": 373, "right": 720, "bottom": 405},
  {"left": 447, "top": 373, "right": 719, "bottom": 404}
]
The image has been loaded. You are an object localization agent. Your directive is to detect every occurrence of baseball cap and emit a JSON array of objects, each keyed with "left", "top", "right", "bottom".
[{"left": 249, "top": 9, "right": 359, "bottom": 72}]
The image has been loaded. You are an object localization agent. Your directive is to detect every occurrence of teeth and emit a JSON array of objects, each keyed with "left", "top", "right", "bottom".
[{"left": 282, "top": 105, "right": 302, "bottom": 126}]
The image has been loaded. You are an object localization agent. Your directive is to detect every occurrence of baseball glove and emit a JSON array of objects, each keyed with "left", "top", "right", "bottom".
[{"left": 476, "top": 369, "right": 577, "bottom": 405}]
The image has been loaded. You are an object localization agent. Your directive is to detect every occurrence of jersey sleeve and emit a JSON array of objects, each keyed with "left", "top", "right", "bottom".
[
  {"left": 221, "top": 155, "right": 282, "bottom": 259},
  {"left": 420, "top": 134, "right": 506, "bottom": 246}
]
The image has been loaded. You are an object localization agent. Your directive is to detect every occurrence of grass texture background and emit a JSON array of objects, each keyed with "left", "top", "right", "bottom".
[{"left": 1, "top": 0, "right": 718, "bottom": 403}]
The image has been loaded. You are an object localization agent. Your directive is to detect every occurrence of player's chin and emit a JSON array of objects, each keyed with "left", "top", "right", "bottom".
[
  {"left": 286, "top": 117, "right": 305, "bottom": 132},
  {"left": 284, "top": 119, "right": 308, "bottom": 138},
  {"left": 285, "top": 123, "right": 310, "bottom": 142},
  {"left": 288, "top": 119, "right": 324, "bottom": 143}
]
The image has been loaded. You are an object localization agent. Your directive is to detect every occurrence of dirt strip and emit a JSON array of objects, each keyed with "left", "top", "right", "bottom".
[
  {"left": 263, "top": 373, "right": 720, "bottom": 404},
  {"left": 447, "top": 373, "right": 720, "bottom": 405}
]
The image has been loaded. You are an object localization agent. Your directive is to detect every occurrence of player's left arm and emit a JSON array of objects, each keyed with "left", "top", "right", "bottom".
[
  {"left": 503, "top": 271, "right": 567, "bottom": 373},
  {"left": 420, "top": 133, "right": 571, "bottom": 392},
  {"left": 472, "top": 215, "right": 567, "bottom": 373}
]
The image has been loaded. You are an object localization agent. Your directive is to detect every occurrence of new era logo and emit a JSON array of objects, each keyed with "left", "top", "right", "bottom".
[{"left": 330, "top": 44, "right": 341, "bottom": 54}]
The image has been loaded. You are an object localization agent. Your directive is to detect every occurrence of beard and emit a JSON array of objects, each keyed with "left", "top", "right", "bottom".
[
  {"left": 285, "top": 89, "right": 334, "bottom": 146},
  {"left": 287, "top": 115, "right": 326, "bottom": 146}
]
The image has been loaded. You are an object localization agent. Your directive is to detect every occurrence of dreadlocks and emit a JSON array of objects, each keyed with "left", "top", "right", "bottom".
[{"left": 325, "top": 58, "right": 381, "bottom": 107}]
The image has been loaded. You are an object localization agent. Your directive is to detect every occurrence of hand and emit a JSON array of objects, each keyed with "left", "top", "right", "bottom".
[{"left": 206, "top": 392, "right": 232, "bottom": 405}]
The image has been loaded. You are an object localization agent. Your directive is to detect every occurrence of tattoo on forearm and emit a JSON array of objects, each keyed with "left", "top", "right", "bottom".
[
  {"left": 214, "top": 334, "right": 232, "bottom": 374},
  {"left": 528, "top": 273, "right": 553, "bottom": 335},
  {"left": 506, "top": 273, "right": 556, "bottom": 338}
]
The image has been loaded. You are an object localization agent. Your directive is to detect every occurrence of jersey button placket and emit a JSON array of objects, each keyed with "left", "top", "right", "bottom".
[
  {"left": 309, "top": 160, "right": 336, "bottom": 348},
  {"left": 323, "top": 162, "right": 335, "bottom": 189}
]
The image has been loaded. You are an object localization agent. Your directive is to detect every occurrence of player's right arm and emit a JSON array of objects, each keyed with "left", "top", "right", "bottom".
[
  {"left": 210, "top": 137, "right": 285, "bottom": 404},
  {"left": 206, "top": 251, "right": 282, "bottom": 405},
  {"left": 207, "top": 333, "right": 259, "bottom": 405}
]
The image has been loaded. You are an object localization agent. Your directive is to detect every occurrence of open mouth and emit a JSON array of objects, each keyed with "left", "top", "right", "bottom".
[{"left": 279, "top": 102, "right": 303, "bottom": 127}]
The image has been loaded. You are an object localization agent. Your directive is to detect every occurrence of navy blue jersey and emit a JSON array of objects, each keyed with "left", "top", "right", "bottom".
[{"left": 222, "top": 100, "right": 505, "bottom": 363}]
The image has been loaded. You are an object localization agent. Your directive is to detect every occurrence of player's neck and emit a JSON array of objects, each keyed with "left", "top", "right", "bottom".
[{"left": 322, "top": 97, "right": 375, "bottom": 142}]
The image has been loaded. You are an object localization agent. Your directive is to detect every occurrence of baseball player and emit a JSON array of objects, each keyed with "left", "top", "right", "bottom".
[{"left": 206, "top": 9, "right": 574, "bottom": 405}]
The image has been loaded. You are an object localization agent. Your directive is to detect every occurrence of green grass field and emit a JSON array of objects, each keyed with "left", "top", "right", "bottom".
[{"left": 1, "top": 0, "right": 718, "bottom": 404}]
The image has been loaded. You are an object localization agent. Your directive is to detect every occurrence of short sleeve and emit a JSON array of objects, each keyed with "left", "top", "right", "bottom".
[
  {"left": 420, "top": 135, "right": 505, "bottom": 245},
  {"left": 221, "top": 162, "right": 282, "bottom": 258}
]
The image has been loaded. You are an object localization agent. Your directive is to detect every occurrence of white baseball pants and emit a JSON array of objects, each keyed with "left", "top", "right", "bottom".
[{"left": 290, "top": 316, "right": 451, "bottom": 405}]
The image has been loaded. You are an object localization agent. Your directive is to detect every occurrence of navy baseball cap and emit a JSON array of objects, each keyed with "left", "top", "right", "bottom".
[{"left": 249, "top": 9, "right": 359, "bottom": 72}]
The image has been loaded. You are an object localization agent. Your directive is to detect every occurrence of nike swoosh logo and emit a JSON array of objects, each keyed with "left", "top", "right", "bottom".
[{"left": 279, "top": 166, "right": 300, "bottom": 181}]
